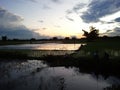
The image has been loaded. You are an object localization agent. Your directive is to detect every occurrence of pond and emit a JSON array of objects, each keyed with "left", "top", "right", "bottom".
[
  {"left": 0, "top": 60, "right": 120, "bottom": 90},
  {"left": 0, "top": 43, "right": 81, "bottom": 50}
]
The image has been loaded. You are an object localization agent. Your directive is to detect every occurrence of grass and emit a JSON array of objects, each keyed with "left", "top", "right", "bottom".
[
  {"left": 77, "top": 39, "right": 120, "bottom": 58},
  {"left": 0, "top": 49, "right": 74, "bottom": 59},
  {"left": 82, "top": 41, "right": 120, "bottom": 51},
  {"left": 0, "top": 49, "right": 29, "bottom": 59}
]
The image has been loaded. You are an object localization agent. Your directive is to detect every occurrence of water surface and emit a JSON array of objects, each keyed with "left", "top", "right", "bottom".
[
  {"left": 0, "top": 43, "right": 81, "bottom": 50},
  {"left": 0, "top": 60, "right": 120, "bottom": 90}
]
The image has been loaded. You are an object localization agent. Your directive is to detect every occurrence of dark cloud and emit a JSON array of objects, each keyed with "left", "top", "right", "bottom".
[
  {"left": 100, "top": 21, "right": 114, "bottom": 24},
  {"left": 0, "top": 7, "right": 23, "bottom": 29},
  {"left": 28, "top": 0, "right": 37, "bottom": 2},
  {"left": 23, "top": 0, "right": 37, "bottom": 3},
  {"left": 65, "top": 3, "right": 86, "bottom": 23},
  {"left": 102, "top": 27, "right": 120, "bottom": 36},
  {"left": 43, "top": 5, "right": 51, "bottom": 9},
  {"left": 0, "top": 7, "right": 48, "bottom": 39},
  {"left": 73, "top": 3, "right": 86, "bottom": 13},
  {"left": 66, "top": 10, "right": 73, "bottom": 14},
  {"left": 0, "top": 7, "right": 23, "bottom": 23},
  {"left": 115, "top": 17, "right": 120, "bottom": 22},
  {"left": 66, "top": 3, "right": 86, "bottom": 15},
  {"left": 65, "top": 16, "right": 74, "bottom": 22},
  {"left": 81, "top": 0, "right": 120, "bottom": 23},
  {"left": 108, "top": 27, "right": 120, "bottom": 36},
  {"left": 27, "top": 0, "right": 60, "bottom": 3},
  {"left": 0, "top": 27, "right": 42, "bottom": 39},
  {"left": 51, "top": 0, "right": 60, "bottom": 3},
  {"left": 106, "top": 22, "right": 115, "bottom": 24},
  {"left": 38, "top": 20, "right": 44, "bottom": 23},
  {"left": 105, "top": 30, "right": 112, "bottom": 33},
  {"left": 65, "top": 10, "right": 73, "bottom": 21},
  {"left": 15, "top": 0, "right": 37, "bottom": 3}
]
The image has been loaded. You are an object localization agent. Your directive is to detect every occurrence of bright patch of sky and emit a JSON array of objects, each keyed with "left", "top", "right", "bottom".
[{"left": 0, "top": 0, "right": 120, "bottom": 39}]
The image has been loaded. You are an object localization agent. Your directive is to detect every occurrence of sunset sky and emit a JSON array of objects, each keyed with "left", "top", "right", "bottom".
[{"left": 0, "top": 0, "right": 120, "bottom": 39}]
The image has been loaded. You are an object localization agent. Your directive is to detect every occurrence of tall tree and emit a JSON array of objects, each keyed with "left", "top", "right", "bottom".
[{"left": 82, "top": 26, "right": 99, "bottom": 41}]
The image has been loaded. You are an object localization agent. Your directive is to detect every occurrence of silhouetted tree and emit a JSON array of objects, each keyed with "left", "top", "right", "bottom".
[
  {"left": 13, "top": 38, "right": 19, "bottom": 41},
  {"left": 52, "top": 37, "right": 58, "bottom": 40},
  {"left": 82, "top": 26, "right": 99, "bottom": 41},
  {"left": 2, "top": 36, "right": 7, "bottom": 41},
  {"left": 30, "top": 38, "right": 36, "bottom": 41},
  {"left": 30, "top": 38, "right": 36, "bottom": 44},
  {"left": 71, "top": 36, "right": 77, "bottom": 40},
  {"left": 64, "top": 37, "right": 70, "bottom": 40}
]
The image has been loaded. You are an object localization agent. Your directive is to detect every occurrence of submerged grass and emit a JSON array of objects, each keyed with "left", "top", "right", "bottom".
[{"left": 0, "top": 49, "right": 74, "bottom": 59}]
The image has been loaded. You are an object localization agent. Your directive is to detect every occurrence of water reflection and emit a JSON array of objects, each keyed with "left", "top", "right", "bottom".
[
  {"left": 0, "top": 60, "right": 120, "bottom": 90},
  {"left": 0, "top": 43, "right": 81, "bottom": 50}
]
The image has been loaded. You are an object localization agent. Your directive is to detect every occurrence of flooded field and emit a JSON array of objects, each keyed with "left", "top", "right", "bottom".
[
  {"left": 0, "top": 43, "right": 81, "bottom": 50},
  {"left": 0, "top": 60, "right": 120, "bottom": 90},
  {"left": 0, "top": 43, "right": 82, "bottom": 58}
]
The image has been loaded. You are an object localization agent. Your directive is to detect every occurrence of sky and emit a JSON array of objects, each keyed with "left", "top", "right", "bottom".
[{"left": 0, "top": 0, "right": 120, "bottom": 39}]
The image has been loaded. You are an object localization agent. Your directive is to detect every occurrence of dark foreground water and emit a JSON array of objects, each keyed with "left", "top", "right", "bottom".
[{"left": 0, "top": 60, "right": 120, "bottom": 90}]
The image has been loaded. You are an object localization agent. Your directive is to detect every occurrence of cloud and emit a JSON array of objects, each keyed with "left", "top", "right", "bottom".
[
  {"left": 66, "top": 10, "right": 73, "bottom": 14},
  {"left": 38, "top": 20, "right": 44, "bottom": 23},
  {"left": 0, "top": 7, "right": 23, "bottom": 22},
  {"left": 0, "top": 27, "right": 40, "bottom": 39},
  {"left": 66, "top": 3, "right": 86, "bottom": 15},
  {"left": 51, "top": 0, "right": 60, "bottom": 3},
  {"left": 108, "top": 27, "right": 120, "bottom": 36},
  {"left": 0, "top": 7, "right": 48, "bottom": 39},
  {"left": 14, "top": 0, "right": 37, "bottom": 3},
  {"left": 65, "top": 10, "right": 75, "bottom": 22},
  {"left": 73, "top": 3, "right": 86, "bottom": 13},
  {"left": 42, "top": 5, "right": 51, "bottom": 9},
  {"left": 65, "top": 16, "right": 74, "bottom": 22},
  {"left": 106, "top": 30, "right": 112, "bottom": 33},
  {"left": 65, "top": 2, "right": 87, "bottom": 23},
  {"left": 28, "top": 0, "right": 37, "bottom": 2},
  {"left": 100, "top": 21, "right": 114, "bottom": 24},
  {"left": 0, "top": 7, "right": 23, "bottom": 29},
  {"left": 31, "top": 0, "right": 37, "bottom": 2},
  {"left": 81, "top": 0, "right": 120, "bottom": 23},
  {"left": 21, "top": 0, "right": 37, "bottom": 3},
  {"left": 26, "top": 0, "right": 60, "bottom": 3},
  {"left": 115, "top": 17, "right": 120, "bottom": 22}
]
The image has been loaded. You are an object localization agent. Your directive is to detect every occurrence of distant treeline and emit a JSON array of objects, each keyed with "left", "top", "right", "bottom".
[{"left": 0, "top": 35, "right": 120, "bottom": 42}]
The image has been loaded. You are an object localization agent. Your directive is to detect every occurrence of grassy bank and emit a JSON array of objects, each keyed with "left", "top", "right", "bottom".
[
  {"left": 74, "top": 39, "right": 120, "bottom": 59},
  {"left": 0, "top": 49, "right": 74, "bottom": 59}
]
